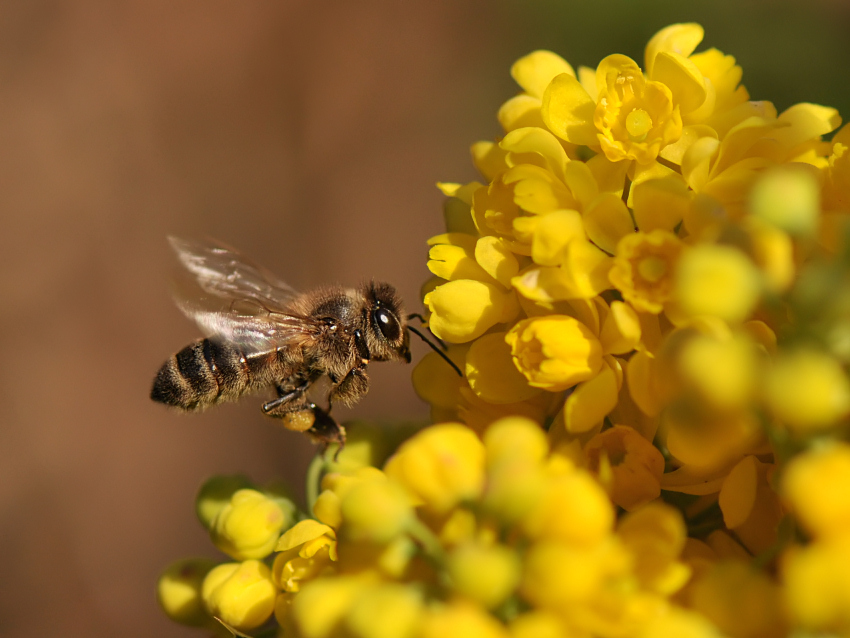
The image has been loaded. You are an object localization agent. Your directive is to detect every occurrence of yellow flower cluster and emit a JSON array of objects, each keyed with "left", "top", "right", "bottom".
[{"left": 157, "top": 23, "right": 850, "bottom": 638}]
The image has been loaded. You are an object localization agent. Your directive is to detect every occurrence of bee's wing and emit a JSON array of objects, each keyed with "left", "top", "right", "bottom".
[
  {"left": 168, "top": 237, "right": 318, "bottom": 352},
  {"left": 168, "top": 236, "right": 299, "bottom": 307}
]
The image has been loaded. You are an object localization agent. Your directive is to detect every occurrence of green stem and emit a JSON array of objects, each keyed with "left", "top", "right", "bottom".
[
  {"left": 406, "top": 518, "right": 446, "bottom": 566},
  {"left": 305, "top": 453, "right": 326, "bottom": 515}
]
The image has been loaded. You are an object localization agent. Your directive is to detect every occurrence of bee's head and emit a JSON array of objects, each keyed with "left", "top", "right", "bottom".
[{"left": 362, "top": 281, "right": 410, "bottom": 363}]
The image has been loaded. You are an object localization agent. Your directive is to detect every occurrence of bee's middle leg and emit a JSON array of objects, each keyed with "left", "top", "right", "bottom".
[{"left": 262, "top": 374, "right": 316, "bottom": 416}]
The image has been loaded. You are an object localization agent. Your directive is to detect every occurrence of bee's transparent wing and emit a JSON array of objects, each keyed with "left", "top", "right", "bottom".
[
  {"left": 168, "top": 236, "right": 299, "bottom": 307},
  {"left": 168, "top": 237, "right": 317, "bottom": 352}
]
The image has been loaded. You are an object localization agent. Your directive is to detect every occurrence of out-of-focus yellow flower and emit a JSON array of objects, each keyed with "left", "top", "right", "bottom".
[
  {"left": 718, "top": 456, "right": 783, "bottom": 555},
  {"left": 344, "top": 582, "right": 423, "bottom": 638},
  {"left": 420, "top": 600, "right": 510, "bottom": 638},
  {"left": 585, "top": 425, "right": 665, "bottom": 511},
  {"left": 782, "top": 536, "right": 850, "bottom": 633},
  {"left": 522, "top": 463, "right": 615, "bottom": 545},
  {"left": 508, "top": 611, "right": 569, "bottom": 638},
  {"left": 617, "top": 503, "right": 690, "bottom": 595},
  {"left": 447, "top": 542, "right": 521, "bottom": 609},
  {"left": 384, "top": 423, "right": 485, "bottom": 513},
  {"left": 637, "top": 606, "right": 726, "bottom": 638},
  {"left": 782, "top": 443, "right": 850, "bottom": 539},
  {"left": 763, "top": 348, "right": 850, "bottom": 432},
  {"left": 688, "top": 561, "right": 786, "bottom": 638},
  {"left": 201, "top": 560, "right": 277, "bottom": 631},
  {"left": 610, "top": 230, "right": 684, "bottom": 314},
  {"left": 211, "top": 488, "right": 290, "bottom": 560},
  {"left": 157, "top": 557, "right": 217, "bottom": 627},
  {"left": 339, "top": 477, "right": 413, "bottom": 544},
  {"left": 677, "top": 332, "right": 759, "bottom": 410},
  {"left": 505, "top": 315, "right": 603, "bottom": 391},
  {"left": 751, "top": 165, "right": 820, "bottom": 236},
  {"left": 291, "top": 575, "right": 367, "bottom": 638},
  {"left": 675, "top": 244, "right": 762, "bottom": 323}
]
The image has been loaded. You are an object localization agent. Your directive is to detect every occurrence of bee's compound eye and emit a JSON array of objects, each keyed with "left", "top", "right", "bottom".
[{"left": 374, "top": 307, "right": 401, "bottom": 342}]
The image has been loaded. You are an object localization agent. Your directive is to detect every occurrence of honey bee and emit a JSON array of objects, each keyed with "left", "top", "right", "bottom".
[{"left": 151, "top": 237, "right": 418, "bottom": 451}]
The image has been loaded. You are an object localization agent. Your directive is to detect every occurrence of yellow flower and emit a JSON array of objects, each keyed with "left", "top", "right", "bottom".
[
  {"left": 291, "top": 575, "right": 367, "bottom": 638},
  {"left": 617, "top": 503, "right": 690, "bottom": 596},
  {"left": 763, "top": 348, "right": 850, "bottom": 432},
  {"left": 610, "top": 230, "right": 683, "bottom": 314},
  {"left": 157, "top": 558, "right": 216, "bottom": 627},
  {"left": 674, "top": 243, "right": 762, "bottom": 323},
  {"left": 585, "top": 425, "right": 665, "bottom": 511},
  {"left": 522, "top": 463, "right": 615, "bottom": 545},
  {"left": 273, "top": 520, "right": 338, "bottom": 593},
  {"left": 211, "top": 488, "right": 290, "bottom": 560},
  {"left": 505, "top": 315, "right": 603, "bottom": 391},
  {"left": 447, "top": 542, "right": 521, "bottom": 609},
  {"left": 384, "top": 423, "right": 485, "bottom": 513},
  {"left": 718, "top": 456, "right": 783, "bottom": 555},
  {"left": 782, "top": 537, "right": 850, "bottom": 633},
  {"left": 343, "top": 583, "right": 423, "bottom": 638},
  {"left": 750, "top": 165, "right": 820, "bottom": 236},
  {"left": 424, "top": 279, "right": 518, "bottom": 343},
  {"left": 339, "top": 477, "right": 414, "bottom": 544},
  {"left": 465, "top": 331, "right": 542, "bottom": 404},
  {"left": 782, "top": 443, "right": 850, "bottom": 540},
  {"left": 201, "top": 560, "right": 277, "bottom": 631},
  {"left": 420, "top": 601, "right": 510, "bottom": 638},
  {"left": 688, "top": 561, "right": 786, "bottom": 638},
  {"left": 195, "top": 474, "right": 252, "bottom": 529}
]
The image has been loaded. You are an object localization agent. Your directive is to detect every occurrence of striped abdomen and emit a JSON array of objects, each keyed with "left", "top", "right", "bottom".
[{"left": 151, "top": 339, "right": 289, "bottom": 410}]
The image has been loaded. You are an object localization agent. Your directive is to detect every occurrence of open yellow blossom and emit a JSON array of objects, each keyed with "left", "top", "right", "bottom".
[
  {"left": 610, "top": 230, "right": 683, "bottom": 314},
  {"left": 273, "top": 520, "right": 338, "bottom": 593},
  {"left": 585, "top": 425, "right": 665, "bottom": 511}
]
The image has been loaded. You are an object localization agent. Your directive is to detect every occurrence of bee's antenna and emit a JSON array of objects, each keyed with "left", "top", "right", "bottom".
[
  {"left": 407, "top": 324, "right": 464, "bottom": 377},
  {"left": 407, "top": 313, "right": 448, "bottom": 350}
]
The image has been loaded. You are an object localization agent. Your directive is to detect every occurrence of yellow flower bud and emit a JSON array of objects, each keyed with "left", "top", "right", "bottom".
[
  {"left": 763, "top": 349, "right": 850, "bottom": 432},
  {"left": 506, "top": 315, "right": 603, "bottom": 391},
  {"left": 447, "top": 543, "right": 521, "bottom": 609},
  {"left": 384, "top": 424, "right": 485, "bottom": 513},
  {"left": 344, "top": 583, "right": 423, "bottom": 638},
  {"left": 424, "top": 279, "right": 516, "bottom": 343},
  {"left": 782, "top": 443, "right": 850, "bottom": 539},
  {"left": 675, "top": 244, "right": 761, "bottom": 323},
  {"left": 211, "top": 489, "right": 288, "bottom": 560},
  {"left": 157, "top": 557, "right": 216, "bottom": 626},
  {"left": 201, "top": 560, "right": 276, "bottom": 631},
  {"left": 340, "top": 478, "right": 414, "bottom": 544},
  {"left": 195, "top": 474, "right": 253, "bottom": 529}
]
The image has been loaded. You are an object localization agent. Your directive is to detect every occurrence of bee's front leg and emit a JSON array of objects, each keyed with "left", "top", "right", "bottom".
[{"left": 328, "top": 365, "right": 370, "bottom": 409}]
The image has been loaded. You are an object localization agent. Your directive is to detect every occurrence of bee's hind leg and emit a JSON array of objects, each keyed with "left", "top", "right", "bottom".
[{"left": 304, "top": 405, "right": 346, "bottom": 461}]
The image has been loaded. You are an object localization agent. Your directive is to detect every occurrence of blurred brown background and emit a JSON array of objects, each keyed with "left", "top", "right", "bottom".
[{"left": 1, "top": 1, "right": 848, "bottom": 636}]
